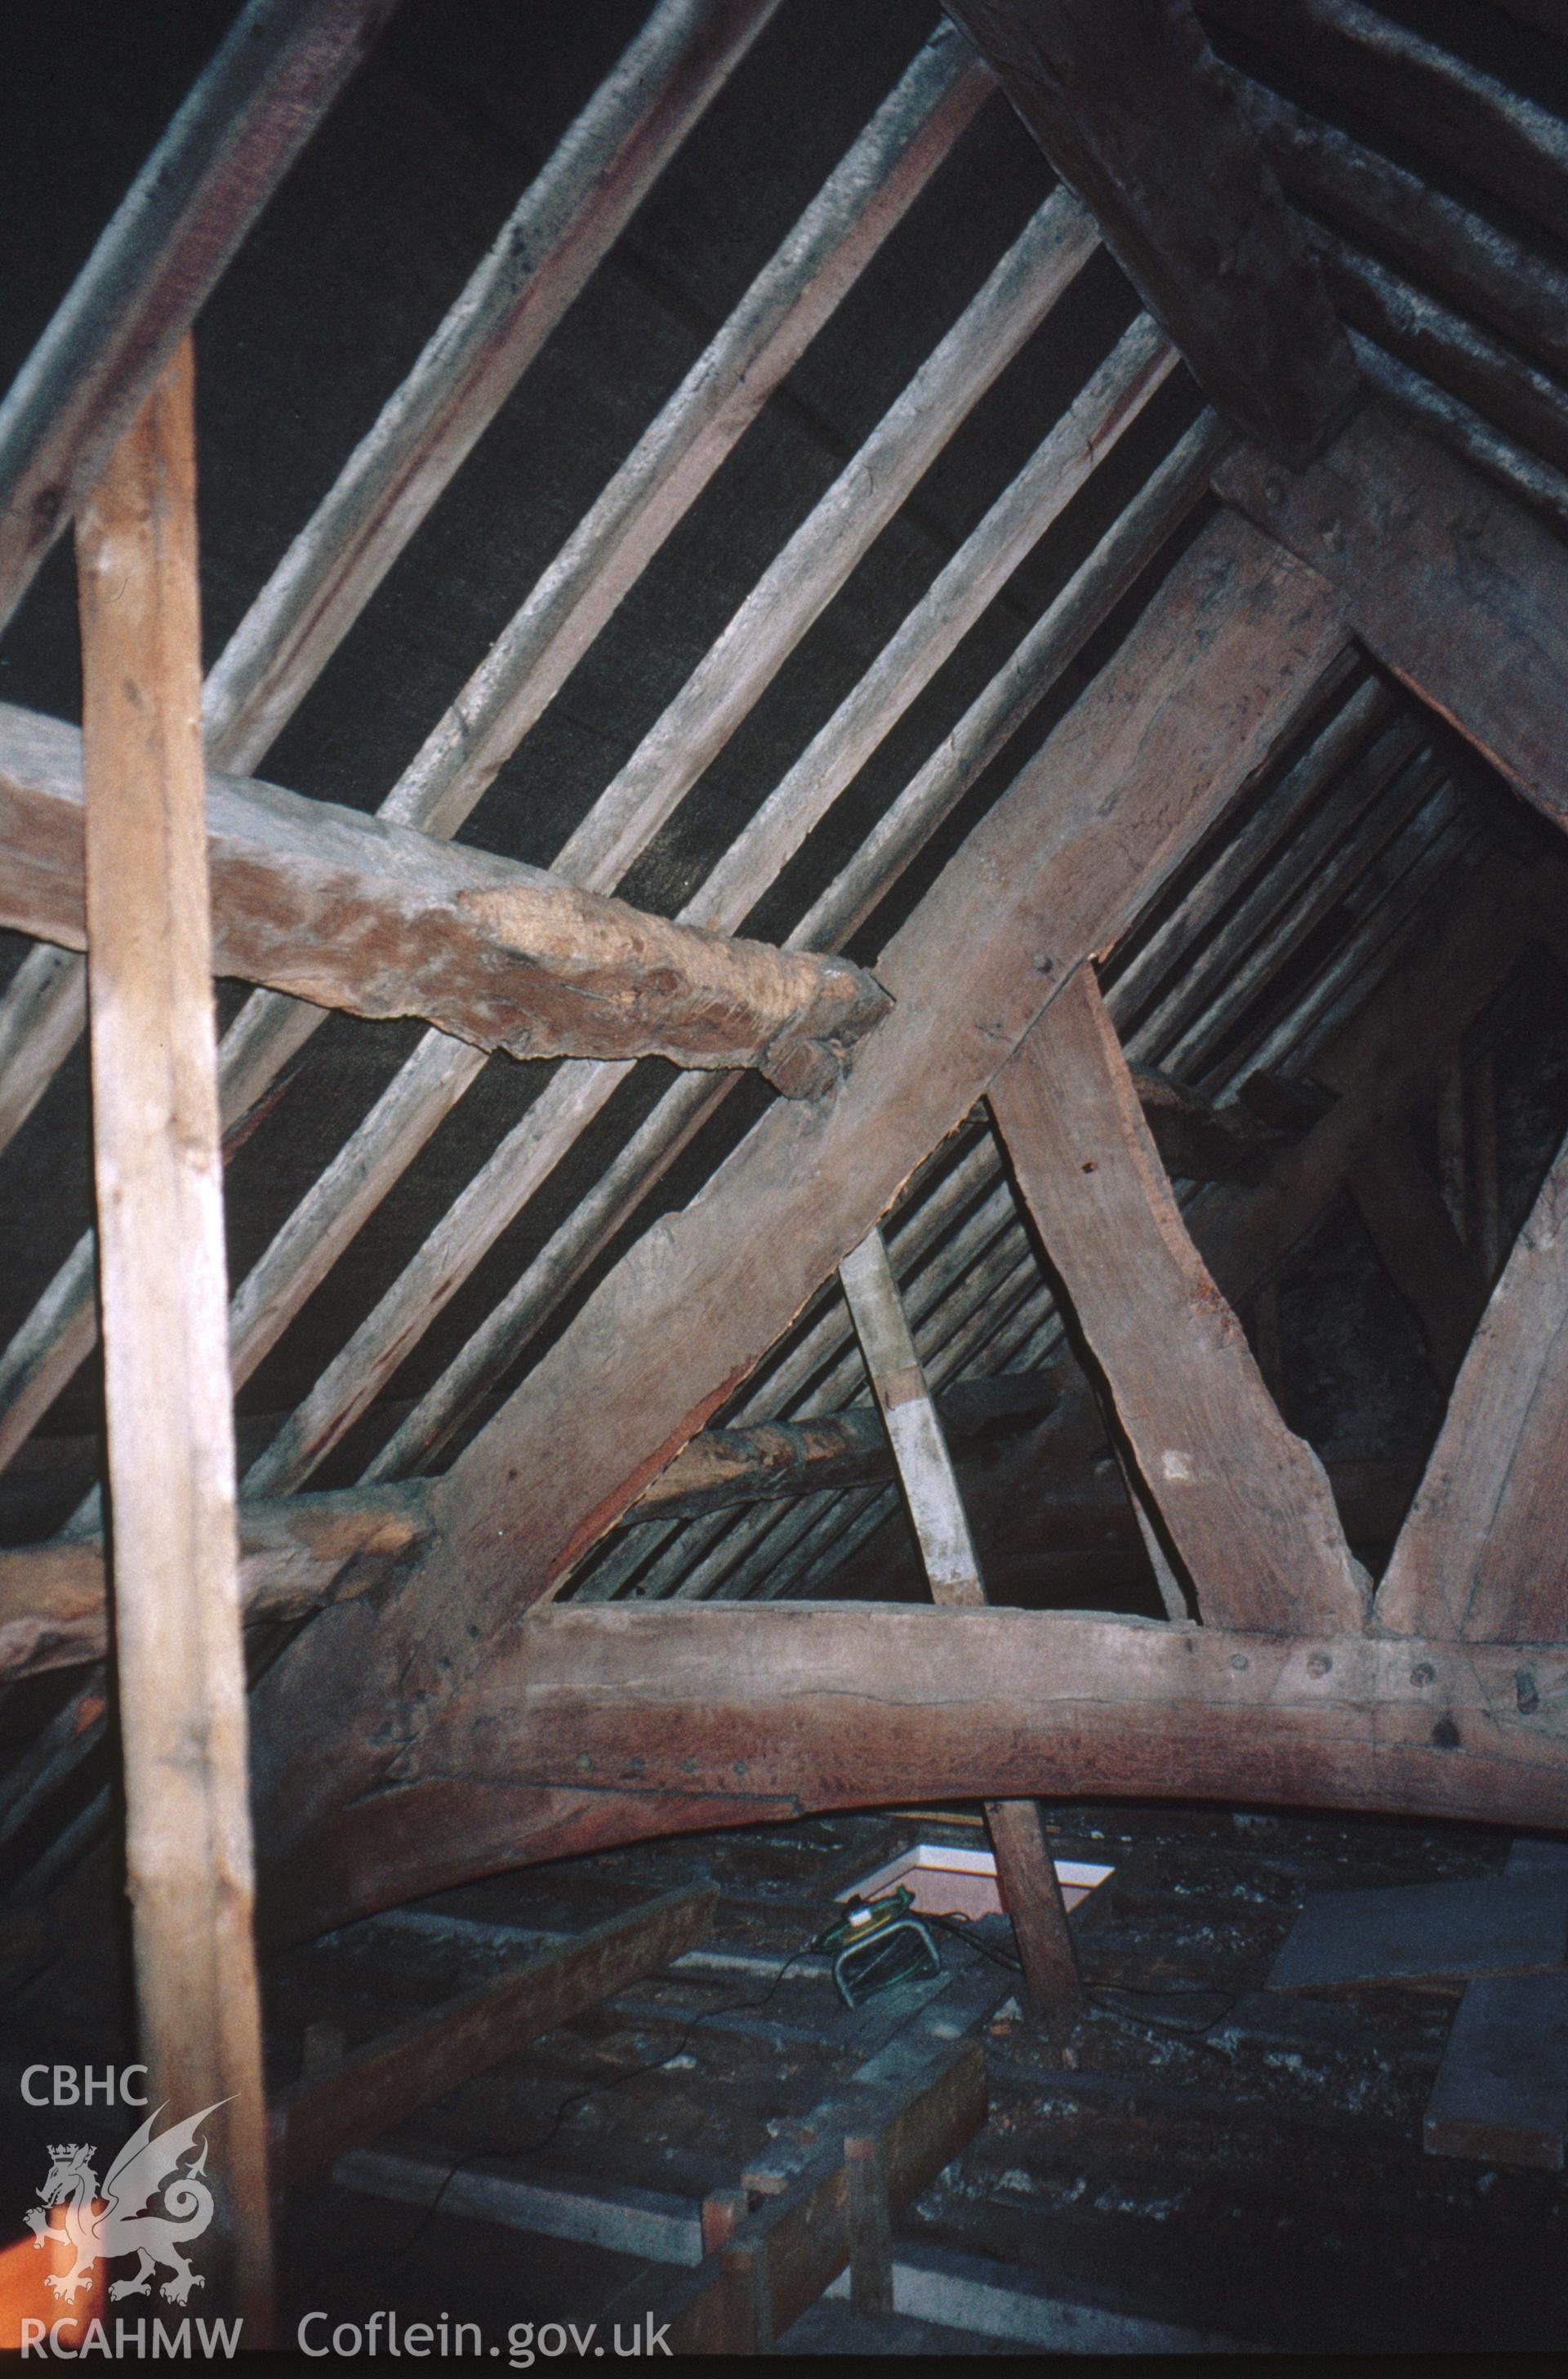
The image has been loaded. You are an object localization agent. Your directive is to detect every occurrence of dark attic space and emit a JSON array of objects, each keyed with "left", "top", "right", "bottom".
[{"left": 2, "top": 0, "right": 1568, "bottom": 2360}]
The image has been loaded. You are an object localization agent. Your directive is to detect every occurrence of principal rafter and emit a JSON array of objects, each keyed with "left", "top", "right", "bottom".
[
  {"left": 1216, "top": 403, "right": 1568, "bottom": 836},
  {"left": 941, "top": 0, "right": 1360, "bottom": 461}
]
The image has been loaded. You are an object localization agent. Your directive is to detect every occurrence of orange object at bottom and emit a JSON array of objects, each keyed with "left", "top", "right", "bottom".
[{"left": 0, "top": 2207, "right": 104, "bottom": 2350}]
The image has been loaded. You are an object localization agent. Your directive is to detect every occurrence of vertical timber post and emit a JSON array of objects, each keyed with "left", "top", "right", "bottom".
[
  {"left": 839, "top": 1227, "right": 1081, "bottom": 2025},
  {"left": 77, "top": 337, "right": 274, "bottom": 2338}
]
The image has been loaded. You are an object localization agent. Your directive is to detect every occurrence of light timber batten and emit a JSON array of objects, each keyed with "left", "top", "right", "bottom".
[
  {"left": 1200, "top": 0, "right": 1568, "bottom": 247},
  {"left": 245, "top": 509, "right": 1351, "bottom": 1934},
  {"left": 382, "top": 23, "right": 996, "bottom": 841},
  {"left": 0, "top": 0, "right": 813, "bottom": 1478},
  {"left": 1249, "top": 83, "right": 1568, "bottom": 389},
  {"left": 0, "top": 350, "right": 1209, "bottom": 1524},
  {"left": 839, "top": 1227, "right": 1081, "bottom": 2018},
  {"left": 549, "top": 186, "right": 1101, "bottom": 894},
  {"left": 1130, "top": 708, "right": 1430, "bottom": 1069},
  {"left": 199, "top": 0, "right": 786, "bottom": 777},
  {"left": 355, "top": 416, "right": 1227, "bottom": 1493},
  {"left": 0, "top": 0, "right": 399, "bottom": 635},
  {"left": 1312, "top": 234, "right": 1568, "bottom": 483},
  {"left": 0, "top": 944, "right": 87, "bottom": 1167},
  {"left": 75, "top": 341, "right": 274, "bottom": 2337},
  {"left": 232, "top": 258, "right": 1165, "bottom": 1505},
  {"left": 1348, "top": 334, "right": 1568, "bottom": 547}
]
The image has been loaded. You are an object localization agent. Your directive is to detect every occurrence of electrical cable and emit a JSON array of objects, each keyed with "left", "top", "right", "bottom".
[
  {"left": 380, "top": 1891, "right": 1022, "bottom": 2261},
  {"left": 1086, "top": 1988, "right": 1237, "bottom": 2043},
  {"left": 923, "top": 1905, "right": 1237, "bottom": 2040},
  {"left": 921, "top": 1907, "right": 1024, "bottom": 1972},
  {"left": 300, "top": 1887, "right": 1232, "bottom": 2295}
]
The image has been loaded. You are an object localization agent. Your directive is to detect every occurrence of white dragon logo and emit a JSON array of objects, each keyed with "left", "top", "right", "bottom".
[{"left": 23, "top": 2101, "right": 226, "bottom": 2306}]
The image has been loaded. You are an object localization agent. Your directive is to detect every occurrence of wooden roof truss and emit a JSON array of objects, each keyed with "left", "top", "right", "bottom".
[{"left": 2, "top": 0, "right": 1568, "bottom": 2319}]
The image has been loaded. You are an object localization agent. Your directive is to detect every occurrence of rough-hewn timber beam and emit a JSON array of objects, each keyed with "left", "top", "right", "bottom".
[
  {"left": 1247, "top": 85, "right": 1568, "bottom": 390},
  {"left": 1378, "top": 1123, "right": 1568, "bottom": 1646},
  {"left": 828, "top": 850, "right": 1557, "bottom": 1606},
  {"left": 0, "top": 705, "right": 887, "bottom": 1095},
  {"left": 1200, "top": 0, "right": 1568, "bottom": 251},
  {"left": 989, "top": 965, "right": 1366, "bottom": 1632},
  {"left": 626, "top": 1372, "right": 1058, "bottom": 1522},
  {"left": 247, "top": 510, "right": 1350, "bottom": 1936},
  {"left": 265, "top": 1602, "right": 1568, "bottom": 1937},
  {"left": 1312, "top": 233, "right": 1568, "bottom": 487},
  {"left": 1016, "top": 847, "right": 1552, "bottom": 1478},
  {"left": 0, "top": 1484, "right": 430, "bottom": 1684},
  {"left": 0, "top": 1450, "right": 1431, "bottom": 1682},
  {"left": 434, "top": 522, "right": 1345, "bottom": 1619},
  {"left": 940, "top": 0, "right": 1359, "bottom": 462},
  {"left": 1215, "top": 403, "right": 1568, "bottom": 838},
  {"left": 0, "top": 0, "right": 794, "bottom": 1410}
]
